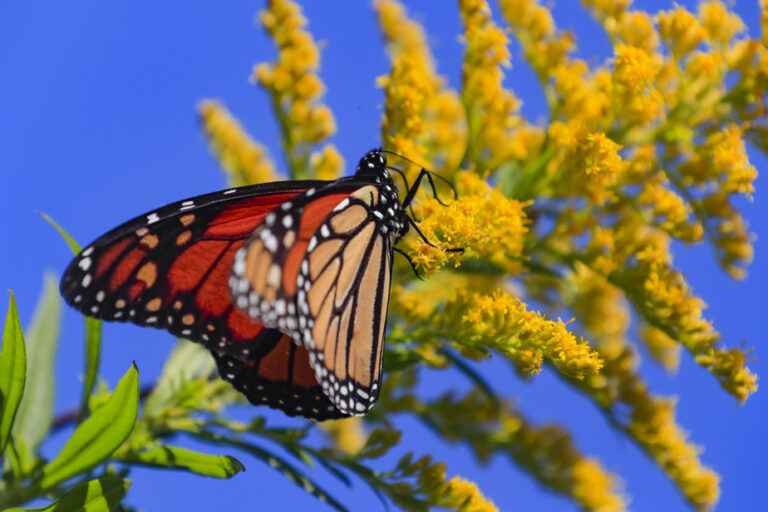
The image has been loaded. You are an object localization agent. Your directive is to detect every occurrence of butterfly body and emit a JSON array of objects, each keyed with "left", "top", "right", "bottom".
[{"left": 60, "top": 148, "right": 441, "bottom": 420}]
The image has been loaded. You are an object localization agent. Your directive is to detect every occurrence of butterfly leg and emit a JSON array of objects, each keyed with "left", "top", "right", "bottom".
[
  {"left": 393, "top": 247, "right": 423, "bottom": 280},
  {"left": 402, "top": 168, "right": 456, "bottom": 209}
]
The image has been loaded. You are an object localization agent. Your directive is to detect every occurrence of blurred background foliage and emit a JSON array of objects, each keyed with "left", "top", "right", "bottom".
[{"left": 0, "top": 0, "right": 764, "bottom": 510}]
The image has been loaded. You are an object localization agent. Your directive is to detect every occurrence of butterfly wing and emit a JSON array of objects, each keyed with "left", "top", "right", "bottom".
[
  {"left": 233, "top": 182, "right": 392, "bottom": 416},
  {"left": 213, "top": 333, "right": 346, "bottom": 420},
  {"left": 60, "top": 180, "right": 326, "bottom": 361}
]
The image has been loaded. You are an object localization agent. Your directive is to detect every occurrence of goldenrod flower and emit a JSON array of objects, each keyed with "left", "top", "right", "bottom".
[
  {"left": 376, "top": 0, "right": 466, "bottom": 178},
  {"left": 309, "top": 144, "right": 344, "bottom": 180},
  {"left": 254, "top": 0, "right": 339, "bottom": 178},
  {"left": 658, "top": 6, "right": 705, "bottom": 58},
  {"left": 641, "top": 324, "right": 681, "bottom": 371},
  {"left": 404, "top": 172, "right": 528, "bottom": 274},
  {"left": 698, "top": 1, "right": 745, "bottom": 46},
  {"left": 581, "top": 0, "right": 630, "bottom": 21},
  {"left": 407, "top": 390, "right": 626, "bottom": 511},
  {"left": 194, "top": 2, "right": 762, "bottom": 510},
  {"left": 401, "top": 287, "right": 603, "bottom": 380},
  {"left": 429, "top": 474, "right": 498, "bottom": 512},
  {"left": 320, "top": 417, "right": 366, "bottom": 455},
  {"left": 459, "top": 0, "right": 526, "bottom": 173},
  {"left": 198, "top": 100, "right": 278, "bottom": 185}
]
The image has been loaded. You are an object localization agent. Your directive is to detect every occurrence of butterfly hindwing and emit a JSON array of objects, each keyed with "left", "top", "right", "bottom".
[{"left": 213, "top": 333, "right": 346, "bottom": 420}]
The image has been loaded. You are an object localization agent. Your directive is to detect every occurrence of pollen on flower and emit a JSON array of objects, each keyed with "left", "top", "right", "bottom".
[{"left": 198, "top": 100, "right": 277, "bottom": 186}]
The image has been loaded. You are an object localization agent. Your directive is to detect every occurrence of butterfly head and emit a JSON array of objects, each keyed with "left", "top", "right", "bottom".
[{"left": 355, "top": 148, "right": 388, "bottom": 178}]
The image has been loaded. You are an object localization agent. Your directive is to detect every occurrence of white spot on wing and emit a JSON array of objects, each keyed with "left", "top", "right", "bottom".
[{"left": 147, "top": 213, "right": 160, "bottom": 224}]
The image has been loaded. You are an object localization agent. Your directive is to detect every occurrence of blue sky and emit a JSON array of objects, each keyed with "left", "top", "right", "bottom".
[{"left": 1, "top": 1, "right": 765, "bottom": 510}]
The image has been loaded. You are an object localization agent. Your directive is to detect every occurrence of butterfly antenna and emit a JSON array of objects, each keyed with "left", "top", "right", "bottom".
[{"left": 381, "top": 149, "right": 458, "bottom": 204}]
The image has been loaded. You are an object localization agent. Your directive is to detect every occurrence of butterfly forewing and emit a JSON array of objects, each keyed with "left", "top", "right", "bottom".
[{"left": 60, "top": 181, "right": 324, "bottom": 360}]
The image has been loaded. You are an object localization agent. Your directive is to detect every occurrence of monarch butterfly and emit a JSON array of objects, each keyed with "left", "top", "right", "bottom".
[{"left": 60, "top": 148, "right": 455, "bottom": 420}]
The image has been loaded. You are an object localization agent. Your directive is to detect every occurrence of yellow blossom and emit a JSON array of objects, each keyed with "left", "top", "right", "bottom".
[
  {"left": 613, "top": 44, "right": 660, "bottom": 91},
  {"left": 698, "top": 1, "right": 745, "bottom": 46},
  {"left": 459, "top": 0, "right": 526, "bottom": 173},
  {"left": 565, "top": 264, "right": 630, "bottom": 360},
  {"left": 432, "top": 475, "right": 498, "bottom": 512},
  {"left": 548, "top": 127, "right": 625, "bottom": 205},
  {"left": 499, "top": 0, "right": 574, "bottom": 78},
  {"left": 611, "top": 225, "right": 757, "bottom": 400},
  {"left": 614, "top": 11, "right": 660, "bottom": 52},
  {"left": 658, "top": 7, "right": 705, "bottom": 58},
  {"left": 376, "top": 0, "right": 466, "bottom": 178},
  {"left": 254, "top": 0, "right": 337, "bottom": 178},
  {"left": 581, "top": 0, "right": 630, "bottom": 21},
  {"left": 309, "top": 144, "right": 344, "bottom": 180},
  {"left": 636, "top": 173, "right": 702, "bottom": 242},
  {"left": 641, "top": 324, "right": 681, "bottom": 371},
  {"left": 404, "top": 172, "right": 528, "bottom": 274},
  {"left": 320, "top": 418, "right": 367, "bottom": 455},
  {"left": 406, "top": 390, "right": 626, "bottom": 512},
  {"left": 197, "top": 100, "right": 277, "bottom": 185},
  {"left": 567, "top": 345, "right": 721, "bottom": 509},
  {"left": 433, "top": 290, "right": 603, "bottom": 380}
]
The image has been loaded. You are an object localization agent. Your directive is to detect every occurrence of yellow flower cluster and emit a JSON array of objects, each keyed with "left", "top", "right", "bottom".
[
  {"left": 640, "top": 324, "right": 681, "bottom": 371},
  {"left": 198, "top": 100, "right": 277, "bottom": 185},
  {"left": 320, "top": 418, "right": 366, "bottom": 455},
  {"left": 561, "top": 262, "right": 718, "bottom": 506},
  {"left": 308, "top": 144, "right": 344, "bottom": 181},
  {"left": 253, "top": 0, "right": 341, "bottom": 179},
  {"left": 499, "top": 0, "right": 572, "bottom": 79},
  {"left": 658, "top": 6, "right": 705, "bottom": 58},
  {"left": 375, "top": 0, "right": 466, "bottom": 178},
  {"left": 405, "top": 389, "right": 626, "bottom": 512},
  {"left": 610, "top": 223, "right": 757, "bottom": 401},
  {"left": 196, "top": 2, "right": 764, "bottom": 509},
  {"left": 546, "top": 125, "right": 626, "bottom": 205},
  {"left": 404, "top": 172, "right": 528, "bottom": 274},
  {"left": 627, "top": 397, "right": 720, "bottom": 508},
  {"left": 427, "top": 473, "right": 498, "bottom": 512},
  {"left": 569, "top": 346, "right": 720, "bottom": 509},
  {"left": 565, "top": 264, "right": 630, "bottom": 361},
  {"left": 699, "top": 1, "right": 745, "bottom": 46},
  {"left": 407, "top": 287, "right": 603, "bottom": 380},
  {"left": 459, "top": 0, "right": 532, "bottom": 173}
]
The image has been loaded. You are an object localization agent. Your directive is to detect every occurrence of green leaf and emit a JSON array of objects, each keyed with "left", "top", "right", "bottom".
[
  {"left": 79, "top": 317, "right": 102, "bottom": 419},
  {"left": 39, "top": 212, "right": 81, "bottom": 254},
  {"left": 20, "top": 475, "right": 130, "bottom": 512},
  {"left": 41, "top": 364, "right": 140, "bottom": 490},
  {"left": 118, "top": 444, "right": 244, "bottom": 479},
  {"left": 144, "top": 340, "right": 215, "bottom": 416},
  {"left": 13, "top": 274, "right": 61, "bottom": 452},
  {"left": 38, "top": 212, "right": 101, "bottom": 421},
  {"left": 0, "top": 291, "right": 27, "bottom": 456}
]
